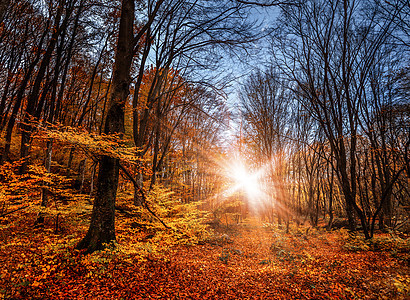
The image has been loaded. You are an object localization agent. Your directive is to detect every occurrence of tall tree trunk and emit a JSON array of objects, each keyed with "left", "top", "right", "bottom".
[
  {"left": 327, "top": 166, "right": 334, "bottom": 230},
  {"left": 19, "top": 2, "right": 64, "bottom": 174},
  {"left": 0, "top": 21, "right": 48, "bottom": 163},
  {"left": 35, "top": 139, "right": 53, "bottom": 225},
  {"left": 76, "top": 0, "right": 135, "bottom": 254},
  {"left": 89, "top": 162, "right": 96, "bottom": 197}
]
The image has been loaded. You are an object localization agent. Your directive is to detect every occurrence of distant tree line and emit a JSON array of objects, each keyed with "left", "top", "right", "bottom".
[{"left": 239, "top": 0, "right": 409, "bottom": 238}]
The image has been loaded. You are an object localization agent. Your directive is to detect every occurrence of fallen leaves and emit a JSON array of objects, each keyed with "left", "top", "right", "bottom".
[{"left": 0, "top": 212, "right": 409, "bottom": 299}]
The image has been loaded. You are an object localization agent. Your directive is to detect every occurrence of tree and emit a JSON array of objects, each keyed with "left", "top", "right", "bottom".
[
  {"left": 76, "top": 0, "right": 167, "bottom": 253},
  {"left": 76, "top": 0, "right": 136, "bottom": 253},
  {"left": 239, "top": 67, "right": 291, "bottom": 224},
  {"left": 131, "top": 0, "right": 259, "bottom": 205},
  {"left": 271, "top": 0, "right": 407, "bottom": 237}
]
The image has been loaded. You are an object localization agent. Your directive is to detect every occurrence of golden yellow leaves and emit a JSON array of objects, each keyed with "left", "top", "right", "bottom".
[{"left": 35, "top": 125, "right": 143, "bottom": 165}]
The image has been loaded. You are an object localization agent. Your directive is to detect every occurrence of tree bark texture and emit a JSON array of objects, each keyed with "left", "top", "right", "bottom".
[{"left": 77, "top": 0, "right": 135, "bottom": 253}]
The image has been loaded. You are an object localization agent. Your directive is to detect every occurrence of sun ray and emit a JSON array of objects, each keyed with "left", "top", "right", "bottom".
[{"left": 229, "top": 162, "right": 262, "bottom": 199}]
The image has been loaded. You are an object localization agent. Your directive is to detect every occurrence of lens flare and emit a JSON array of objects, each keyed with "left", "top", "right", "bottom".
[{"left": 230, "top": 162, "right": 261, "bottom": 199}]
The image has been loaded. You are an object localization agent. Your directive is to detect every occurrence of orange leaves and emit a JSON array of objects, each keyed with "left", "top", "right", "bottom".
[
  {"left": 0, "top": 158, "right": 80, "bottom": 213},
  {"left": 32, "top": 123, "right": 144, "bottom": 165},
  {"left": 0, "top": 160, "right": 41, "bottom": 211},
  {"left": 1, "top": 204, "right": 409, "bottom": 299}
]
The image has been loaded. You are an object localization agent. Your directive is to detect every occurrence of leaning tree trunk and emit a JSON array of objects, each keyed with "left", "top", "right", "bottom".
[{"left": 76, "top": 0, "right": 135, "bottom": 254}]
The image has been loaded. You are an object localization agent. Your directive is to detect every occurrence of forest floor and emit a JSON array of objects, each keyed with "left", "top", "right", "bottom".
[{"left": 1, "top": 210, "right": 409, "bottom": 300}]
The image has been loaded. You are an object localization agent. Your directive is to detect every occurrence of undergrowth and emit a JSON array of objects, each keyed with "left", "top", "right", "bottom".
[
  {"left": 113, "top": 184, "right": 213, "bottom": 260},
  {"left": 340, "top": 228, "right": 410, "bottom": 257}
]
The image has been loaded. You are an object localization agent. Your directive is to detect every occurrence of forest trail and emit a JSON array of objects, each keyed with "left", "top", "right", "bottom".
[{"left": 1, "top": 213, "right": 409, "bottom": 299}]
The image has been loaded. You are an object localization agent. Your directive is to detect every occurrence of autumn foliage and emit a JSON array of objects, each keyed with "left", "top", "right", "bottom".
[
  {"left": 0, "top": 0, "right": 409, "bottom": 299},
  {"left": 1, "top": 208, "right": 409, "bottom": 299}
]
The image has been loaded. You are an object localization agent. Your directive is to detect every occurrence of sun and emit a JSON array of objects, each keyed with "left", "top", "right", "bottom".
[{"left": 230, "top": 162, "right": 262, "bottom": 199}]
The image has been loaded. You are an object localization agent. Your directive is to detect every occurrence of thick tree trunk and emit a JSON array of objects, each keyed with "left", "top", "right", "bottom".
[
  {"left": 76, "top": 0, "right": 135, "bottom": 254},
  {"left": 76, "top": 155, "right": 119, "bottom": 252},
  {"left": 344, "top": 189, "right": 357, "bottom": 231}
]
